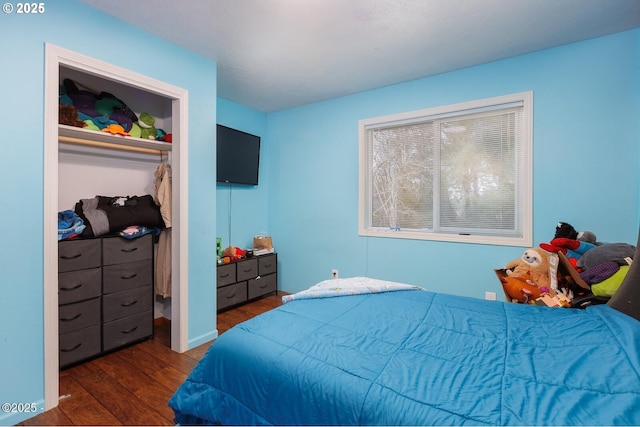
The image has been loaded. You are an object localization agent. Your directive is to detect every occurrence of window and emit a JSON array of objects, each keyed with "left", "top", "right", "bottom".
[{"left": 358, "top": 92, "right": 532, "bottom": 246}]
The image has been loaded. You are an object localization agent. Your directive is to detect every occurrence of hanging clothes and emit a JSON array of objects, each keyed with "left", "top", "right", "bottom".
[
  {"left": 155, "top": 228, "right": 172, "bottom": 298},
  {"left": 154, "top": 162, "right": 172, "bottom": 227},
  {"left": 154, "top": 162, "right": 172, "bottom": 297}
]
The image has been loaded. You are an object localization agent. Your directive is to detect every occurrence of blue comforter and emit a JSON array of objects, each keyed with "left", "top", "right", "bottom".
[{"left": 169, "top": 289, "right": 640, "bottom": 425}]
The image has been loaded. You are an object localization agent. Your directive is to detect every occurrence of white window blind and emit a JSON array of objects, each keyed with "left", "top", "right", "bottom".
[{"left": 359, "top": 92, "right": 532, "bottom": 246}]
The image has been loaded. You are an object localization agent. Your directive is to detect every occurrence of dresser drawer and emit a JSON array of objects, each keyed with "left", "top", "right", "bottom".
[
  {"left": 58, "top": 267, "right": 102, "bottom": 305},
  {"left": 102, "top": 286, "right": 152, "bottom": 322},
  {"left": 258, "top": 254, "right": 277, "bottom": 276},
  {"left": 236, "top": 258, "right": 258, "bottom": 281},
  {"left": 102, "top": 234, "right": 152, "bottom": 265},
  {"left": 103, "top": 310, "right": 153, "bottom": 351},
  {"left": 59, "top": 325, "right": 101, "bottom": 368},
  {"left": 217, "top": 263, "right": 236, "bottom": 288},
  {"left": 103, "top": 259, "right": 152, "bottom": 294},
  {"left": 218, "top": 282, "right": 247, "bottom": 311},
  {"left": 59, "top": 297, "right": 101, "bottom": 334},
  {"left": 248, "top": 274, "right": 277, "bottom": 300},
  {"left": 58, "top": 239, "right": 101, "bottom": 272}
]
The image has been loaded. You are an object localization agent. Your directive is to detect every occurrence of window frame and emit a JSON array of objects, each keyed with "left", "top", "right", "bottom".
[{"left": 358, "top": 91, "right": 533, "bottom": 247}]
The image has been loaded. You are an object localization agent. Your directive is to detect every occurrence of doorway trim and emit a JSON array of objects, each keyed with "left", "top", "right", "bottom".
[{"left": 43, "top": 44, "right": 189, "bottom": 410}]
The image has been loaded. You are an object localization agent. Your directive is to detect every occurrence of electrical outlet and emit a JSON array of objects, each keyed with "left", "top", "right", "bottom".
[
  {"left": 331, "top": 269, "right": 339, "bottom": 279},
  {"left": 485, "top": 291, "right": 497, "bottom": 301}
]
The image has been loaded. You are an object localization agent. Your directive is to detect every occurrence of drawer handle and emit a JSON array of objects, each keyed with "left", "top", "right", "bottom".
[
  {"left": 263, "top": 263, "right": 272, "bottom": 268},
  {"left": 120, "top": 273, "right": 138, "bottom": 280},
  {"left": 226, "top": 293, "right": 236, "bottom": 299},
  {"left": 60, "top": 313, "right": 82, "bottom": 322},
  {"left": 122, "top": 326, "right": 138, "bottom": 334},
  {"left": 121, "top": 300, "right": 138, "bottom": 307},
  {"left": 120, "top": 247, "right": 139, "bottom": 253},
  {"left": 242, "top": 268, "right": 253, "bottom": 273},
  {"left": 60, "top": 283, "right": 83, "bottom": 291},
  {"left": 60, "top": 254, "right": 82, "bottom": 260},
  {"left": 259, "top": 283, "right": 268, "bottom": 289},
  {"left": 61, "top": 343, "right": 82, "bottom": 352},
  {"left": 219, "top": 273, "right": 230, "bottom": 278}
]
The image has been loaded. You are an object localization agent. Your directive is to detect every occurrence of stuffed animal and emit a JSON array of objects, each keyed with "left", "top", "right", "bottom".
[
  {"left": 96, "top": 91, "right": 137, "bottom": 131},
  {"left": 552, "top": 221, "right": 598, "bottom": 245},
  {"left": 542, "top": 222, "right": 598, "bottom": 268},
  {"left": 138, "top": 112, "right": 157, "bottom": 140},
  {"left": 577, "top": 231, "right": 598, "bottom": 245},
  {"left": 540, "top": 237, "right": 595, "bottom": 267},
  {"left": 501, "top": 274, "right": 544, "bottom": 303},
  {"left": 222, "top": 246, "right": 247, "bottom": 261},
  {"left": 504, "top": 247, "right": 555, "bottom": 291},
  {"left": 101, "top": 123, "right": 131, "bottom": 136},
  {"left": 58, "top": 104, "right": 86, "bottom": 128},
  {"left": 95, "top": 95, "right": 133, "bottom": 132},
  {"left": 554, "top": 222, "right": 578, "bottom": 240}
]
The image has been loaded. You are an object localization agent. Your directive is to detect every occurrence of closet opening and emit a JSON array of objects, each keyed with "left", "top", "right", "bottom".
[
  {"left": 44, "top": 44, "right": 189, "bottom": 411},
  {"left": 58, "top": 144, "right": 174, "bottom": 346}
]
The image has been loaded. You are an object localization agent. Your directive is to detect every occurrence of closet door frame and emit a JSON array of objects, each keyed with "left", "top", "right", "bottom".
[{"left": 43, "top": 44, "right": 189, "bottom": 411}]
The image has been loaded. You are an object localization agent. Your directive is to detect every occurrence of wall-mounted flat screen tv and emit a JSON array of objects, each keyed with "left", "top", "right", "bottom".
[{"left": 216, "top": 124, "right": 261, "bottom": 186}]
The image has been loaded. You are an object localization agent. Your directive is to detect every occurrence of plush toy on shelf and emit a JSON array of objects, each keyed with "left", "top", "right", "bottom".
[
  {"left": 101, "top": 123, "right": 131, "bottom": 136},
  {"left": 222, "top": 246, "right": 247, "bottom": 261},
  {"left": 58, "top": 104, "right": 86, "bottom": 128},
  {"left": 138, "top": 112, "right": 158, "bottom": 140}
]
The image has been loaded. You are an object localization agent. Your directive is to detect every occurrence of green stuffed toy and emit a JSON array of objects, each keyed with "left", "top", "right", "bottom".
[
  {"left": 138, "top": 112, "right": 157, "bottom": 140},
  {"left": 592, "top": 265, "right": 630, "bottom": 297}
]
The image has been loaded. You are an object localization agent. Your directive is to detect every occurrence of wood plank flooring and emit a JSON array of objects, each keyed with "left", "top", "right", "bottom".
[{"left": 19, "top": 293, "right": 284, "bottom": 426}]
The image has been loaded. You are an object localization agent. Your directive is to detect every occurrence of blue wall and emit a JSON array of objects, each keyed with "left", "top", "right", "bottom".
[
  {"left": 0, "top": 2, "right": 217, "bottom": 424},
  {"left": 267, "top": 29, "right": 640, "bottom": 296},
  {"left": 216, "top": 98, "right": 270, "bottom": 250}
]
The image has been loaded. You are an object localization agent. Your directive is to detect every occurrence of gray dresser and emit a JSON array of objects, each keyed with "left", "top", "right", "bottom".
[
  {"left": 217, "top": 253, "right": 277, "bottom": 311},
  {"left": 58, "top": 234, "right": 153, "bottom": 368}
]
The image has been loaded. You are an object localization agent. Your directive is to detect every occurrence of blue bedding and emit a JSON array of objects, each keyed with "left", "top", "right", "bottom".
[{"left": 169, "top": 288, "right": 640, "bottom": 425}]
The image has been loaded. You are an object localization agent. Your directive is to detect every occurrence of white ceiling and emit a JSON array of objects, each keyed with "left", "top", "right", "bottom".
[{"left": 79, "top": 0, "right": 640, "bottom": 113}]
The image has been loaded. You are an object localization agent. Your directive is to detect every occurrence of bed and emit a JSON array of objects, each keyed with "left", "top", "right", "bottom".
[{"left": 169, "top": 250, "right": 640, "bottom": 425}]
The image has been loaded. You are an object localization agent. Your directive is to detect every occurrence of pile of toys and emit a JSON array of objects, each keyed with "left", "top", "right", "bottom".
[
  {"left": 498, "top": 222, "right": 635, "bottom": 307},
  {"left": 58, "top": 78, "right": 172, "bottom": 142}
]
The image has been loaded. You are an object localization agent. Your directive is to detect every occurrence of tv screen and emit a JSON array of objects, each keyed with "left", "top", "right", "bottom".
[{"left": 216, "top": 124, "right": 261, "bottom": 185}]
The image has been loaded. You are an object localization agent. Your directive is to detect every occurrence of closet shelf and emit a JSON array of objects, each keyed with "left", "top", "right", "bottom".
[{"left": 58, "top": 124, "right": 172, "bottom": 155}]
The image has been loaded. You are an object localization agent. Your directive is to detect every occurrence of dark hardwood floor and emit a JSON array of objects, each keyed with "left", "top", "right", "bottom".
[{"left": 19, "top": 293, "right": 284, "bottom": 426}]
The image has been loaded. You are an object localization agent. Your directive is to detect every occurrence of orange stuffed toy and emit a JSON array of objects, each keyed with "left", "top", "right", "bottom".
[
  {"left": 501, "top": 275, "right": 543, "bottom": 303},
  {"left": 222, "top": 245, "right": 246, "bottom": 261},
  {"left": 501, "top": 248, "right": 557, "bottom": 303}
]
